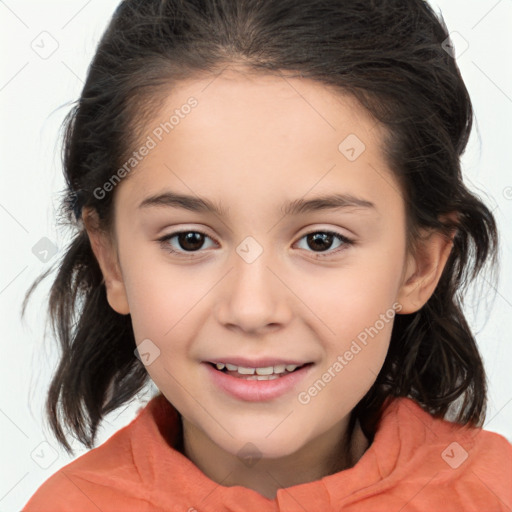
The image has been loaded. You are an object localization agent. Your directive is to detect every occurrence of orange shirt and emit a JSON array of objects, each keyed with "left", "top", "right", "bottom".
[{"left": 23, "top": 394, "right": 512, "bottom": 511}]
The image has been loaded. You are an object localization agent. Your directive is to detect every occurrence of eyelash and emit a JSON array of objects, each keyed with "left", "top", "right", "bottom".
[{"left": 157, "top": 229, "right": 355, "bottom": 259}]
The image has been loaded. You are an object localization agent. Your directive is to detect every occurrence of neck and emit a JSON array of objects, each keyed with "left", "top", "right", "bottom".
[{"left": 180, "top": 414, "right": 370, "bottom": 500}]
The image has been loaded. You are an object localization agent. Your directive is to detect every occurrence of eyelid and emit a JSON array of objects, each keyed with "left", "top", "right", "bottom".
[
  {"left": 157, "top": 227, "right": 219, "bottom": 256},
  {"left": 157, "top": 225, "right": 355, "bottom": 259},
  {"left": 295, "top": 229, "right": 354, "bottom": 259}
]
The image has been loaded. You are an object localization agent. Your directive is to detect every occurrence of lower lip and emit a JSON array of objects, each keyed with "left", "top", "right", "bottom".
[{"left": 203, "top": 362, "right": 314, "bottom": 402}]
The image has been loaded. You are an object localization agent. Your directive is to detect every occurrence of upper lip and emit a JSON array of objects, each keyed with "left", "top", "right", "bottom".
[{"left": 205, "top": 357, "right": 312, "bottom": 368}]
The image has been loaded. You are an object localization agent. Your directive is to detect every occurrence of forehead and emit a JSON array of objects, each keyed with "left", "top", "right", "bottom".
[
  {"left": 157, "top": 69, "right": 381, "bottom": 155},
  {"left": 116, "top": 69, "right": 402, "bottom": 216}
]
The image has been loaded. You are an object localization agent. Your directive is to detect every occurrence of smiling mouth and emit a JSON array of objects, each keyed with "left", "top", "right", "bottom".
[{"left": 208, "top": 362, "right": 313, "bottom": 380}]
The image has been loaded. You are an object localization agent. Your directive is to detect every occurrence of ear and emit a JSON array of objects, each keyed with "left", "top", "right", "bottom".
[
  {"left": 82, "top": 207, "right": 130, "bottom": 315},
  {"left": 396, "top": 214, "right": 457, "bottom": 314}
]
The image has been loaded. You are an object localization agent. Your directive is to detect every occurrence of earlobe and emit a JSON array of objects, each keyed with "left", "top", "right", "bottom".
[
  {"left": 396, "top": 226, "right": 456, "bottom": 315},
  {"left": 82, "top": 208, "right": 130, "bottom": 315}
]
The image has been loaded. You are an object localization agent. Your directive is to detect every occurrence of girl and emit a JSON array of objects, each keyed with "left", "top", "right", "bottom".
[{"left": 22, "top": 0, "right": 512, "bottom": 510}]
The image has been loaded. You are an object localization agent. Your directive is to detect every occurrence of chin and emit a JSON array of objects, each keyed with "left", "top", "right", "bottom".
[{"left": 214, "top": 428, "right": 307, "bottom": 461}]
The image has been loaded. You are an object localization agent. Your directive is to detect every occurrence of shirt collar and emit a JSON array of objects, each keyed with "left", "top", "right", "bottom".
[{"left": 130, "top": 393, "right": 478, "bottom": 511}]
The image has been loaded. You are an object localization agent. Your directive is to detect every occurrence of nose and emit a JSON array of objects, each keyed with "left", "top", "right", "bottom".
[{"left": 214, "top": 246, "right": 293, "bottom": 335}]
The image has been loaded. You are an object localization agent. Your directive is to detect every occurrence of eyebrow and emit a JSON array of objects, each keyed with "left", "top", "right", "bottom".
[{"left": 138, "top": 191, "right": 377, "bottom": 216}]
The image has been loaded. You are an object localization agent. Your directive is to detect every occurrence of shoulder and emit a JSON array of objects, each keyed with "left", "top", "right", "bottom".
[
  {"left": 22, "top": 401, "right": 157, "bottom": 512},
  {"left": 395, "top": 397, "right": 512, "bottom": 466},
  {"left": 380, "top": 397, "right": 512, "bottom": 511}
]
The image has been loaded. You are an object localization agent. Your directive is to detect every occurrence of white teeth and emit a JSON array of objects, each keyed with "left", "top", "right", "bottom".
[
  {"left": 255, "top": 366, "right": 274, "bottom": 375},
  {"left": 214, "top": 362, "right": 304, "bottom": 374},
  {"left": 246, "top": 375, "right": 280, "bottom": 380},
  {"left": 238, "top": 366, "right": 255, "bottom": 375}
]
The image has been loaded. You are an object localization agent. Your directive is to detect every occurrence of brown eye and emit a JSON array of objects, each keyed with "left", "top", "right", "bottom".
[
  {"left": 306, "top": 232, "right": 335, "bottom": 251},
  {"left": 176, "top": 232, "right": 206, "bottom": 251},
  {"left": 296, "top": 231, "right": 354, "bottom": 258},
  {"left": 158, "top": 230, "right": 217, "bottom": 256}
]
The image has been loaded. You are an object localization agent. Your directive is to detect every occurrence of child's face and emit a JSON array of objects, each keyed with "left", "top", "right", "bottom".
[{"left": 88, "top": 69, "right": 450, "bottom": 461}]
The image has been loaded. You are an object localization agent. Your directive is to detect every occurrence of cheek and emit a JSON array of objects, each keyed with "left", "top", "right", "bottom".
[
  {"left": 293, "top": 247, "right": 403, "bottom": 386},
  {"left": 122, "top": 261, "right": 220, "bottom": 402},
  {"left": 122, "top": 257, "right": 207, "bottom": 403},
  {"left": 296, "top": 275, "right": 396, "bottom": 423},
  {"left": 301, "top": 260, "right": 402, "bottom": 338},
  {"left": 119, "top": 241, "right": 207, "bottom": 339}
]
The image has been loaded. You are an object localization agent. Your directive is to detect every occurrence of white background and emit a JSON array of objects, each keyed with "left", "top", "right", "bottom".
[{"left": 1, "top": 1, "right": 511, "bottom": 510}]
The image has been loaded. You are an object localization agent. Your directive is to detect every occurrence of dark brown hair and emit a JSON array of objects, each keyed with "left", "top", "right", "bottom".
[{"left": 22, "top": 0, "right": 499, "bottom": 455}]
